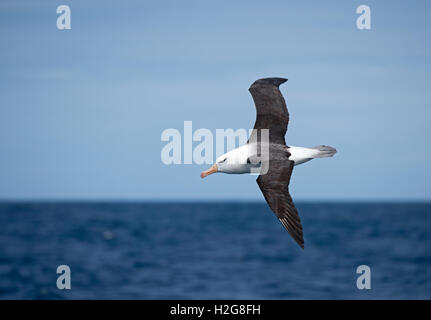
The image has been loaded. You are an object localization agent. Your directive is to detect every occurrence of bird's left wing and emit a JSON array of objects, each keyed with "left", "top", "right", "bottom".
[
  {"left": 248, "top": 77, "right": 288, "bottom": 145},
  {"left": 256, "top": 156, "right": 304, "bottom": 249}
]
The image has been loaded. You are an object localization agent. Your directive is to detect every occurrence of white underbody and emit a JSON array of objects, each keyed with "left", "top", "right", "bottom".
[
  {"left": 287, "top": 146, "right": 320, "bottom": 166},
  {"left": 215, "top": 144, "right": 333, "bottom": 174}
]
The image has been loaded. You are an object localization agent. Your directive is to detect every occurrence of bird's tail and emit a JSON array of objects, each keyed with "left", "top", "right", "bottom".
[{"left": 310, "top": 145, "right": 337, "bottom": 158}]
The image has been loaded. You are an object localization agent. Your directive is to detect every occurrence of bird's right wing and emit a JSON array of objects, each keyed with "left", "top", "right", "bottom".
[
  {"left": 248, "top": 77, "right": 289, "bottom": 145},
  {"left": 256, "top": 157, "right": 304, "bottom": 249}
]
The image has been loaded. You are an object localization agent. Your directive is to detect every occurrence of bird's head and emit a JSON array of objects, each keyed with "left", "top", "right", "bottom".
[{"left": 200, "top": 154, "right": 230, "bottom": 178}]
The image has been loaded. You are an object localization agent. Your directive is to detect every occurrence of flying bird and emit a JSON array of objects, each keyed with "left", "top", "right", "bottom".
[{"left": 200, "top": 77, "right": 336, "bottom": 248}]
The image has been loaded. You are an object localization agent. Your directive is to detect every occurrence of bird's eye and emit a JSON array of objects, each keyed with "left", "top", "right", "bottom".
[{"left": 219, "top": 158, "right": 227, "bottom": 163}]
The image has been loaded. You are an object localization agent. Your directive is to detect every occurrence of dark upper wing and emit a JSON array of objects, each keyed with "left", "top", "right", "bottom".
[
  {"left": 248, "top": 77, "right": 289, "bottom": 145},
  {"left": 256, "top": 155, "right": 304, "bottom": 248}
]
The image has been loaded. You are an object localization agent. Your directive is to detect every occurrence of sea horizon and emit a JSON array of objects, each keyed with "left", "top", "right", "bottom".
[
  {"left": 1, "top": 199, "right": 431, "bottom": 204},
  {"left": 1, "top": 201, "right": 430, "bottom": 299}
]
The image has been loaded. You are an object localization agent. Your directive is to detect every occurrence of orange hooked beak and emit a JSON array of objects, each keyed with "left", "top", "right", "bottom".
[{"left": 200, "top": 164, "right": 218, "bottom": 179}]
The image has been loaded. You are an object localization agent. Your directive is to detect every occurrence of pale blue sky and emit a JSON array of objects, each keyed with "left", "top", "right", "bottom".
[{"left": 0, "top": 0, "right": 430, "bottom": 200}]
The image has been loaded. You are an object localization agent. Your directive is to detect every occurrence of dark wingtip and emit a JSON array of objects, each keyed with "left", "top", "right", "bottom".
[
  {"left": 296, "top": 238, "right": 305, "bottom": 249},
  {"left": 250, "top": 77, "right": 288, "bottom": 88}
]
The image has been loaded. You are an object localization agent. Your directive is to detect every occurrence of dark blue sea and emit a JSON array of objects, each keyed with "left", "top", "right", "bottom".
[{"left": 0, "top": 202, "right": 430, "bottom": 299}]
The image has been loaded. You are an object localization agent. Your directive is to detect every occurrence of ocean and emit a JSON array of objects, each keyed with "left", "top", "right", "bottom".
[{"left": 0, "top": 202, "right": 430, "bottom": 299}]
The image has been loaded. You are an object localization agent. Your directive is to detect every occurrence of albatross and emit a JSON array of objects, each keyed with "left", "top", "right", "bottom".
[{"left": 200, "top": 77, "right": 337, "bottom": 248}]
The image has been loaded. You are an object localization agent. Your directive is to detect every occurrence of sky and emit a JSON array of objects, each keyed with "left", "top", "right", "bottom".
[{"left": 0, "top": 0, "right": 430, "bottom": 201}]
